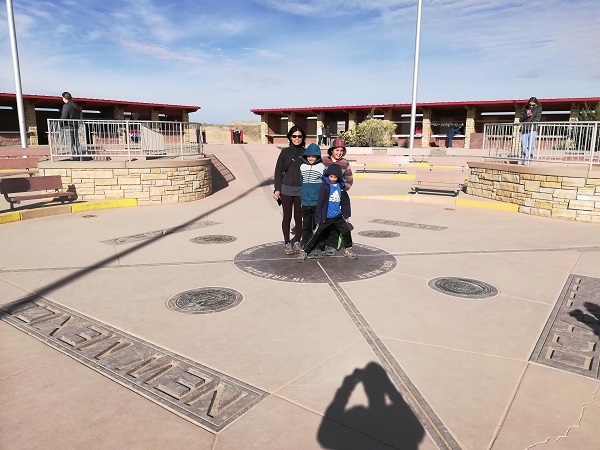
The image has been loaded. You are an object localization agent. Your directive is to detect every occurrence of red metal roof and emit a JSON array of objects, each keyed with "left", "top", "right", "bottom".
[
  {"left": 251, "top": 97, "right": 600, "bottom": 115},
  {"left": 0, "top": 93, "right": 200, "bottom": 112}
]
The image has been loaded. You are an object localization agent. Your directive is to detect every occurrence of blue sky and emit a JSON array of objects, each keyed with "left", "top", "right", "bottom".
[{"left": 1, "top": 0, "right": 598, "bottom": 124}]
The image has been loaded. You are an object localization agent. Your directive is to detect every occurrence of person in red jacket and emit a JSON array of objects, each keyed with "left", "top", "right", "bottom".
[{"left": 320, "top": 137, "right": 354, "bottom": 255}]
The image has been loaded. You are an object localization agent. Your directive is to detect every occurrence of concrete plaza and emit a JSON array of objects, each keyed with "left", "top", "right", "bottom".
[{"left": 1, "top": 144, "right": 599, "bottom": 449}]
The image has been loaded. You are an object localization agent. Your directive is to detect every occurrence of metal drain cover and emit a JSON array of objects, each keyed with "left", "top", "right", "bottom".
[
  {"left": 428, "top": 277, "right": 498, "bottom": 299},
  {"left": 358, "top": 230, "right": 400, "bottom": 238},
  {"left": 167, "top": 287, "right": 243, "bottom": 314},
  {"left": 191, "top": 235, "right": 237, "bottom": 244}
]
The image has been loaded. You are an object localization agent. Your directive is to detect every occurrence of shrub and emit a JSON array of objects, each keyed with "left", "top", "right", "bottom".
[
  {"left": 579, "top": 102, "right": 600, "bottom": 121},
  {"left": 340, "top": 117, "right": 396, "bottom": 147}
]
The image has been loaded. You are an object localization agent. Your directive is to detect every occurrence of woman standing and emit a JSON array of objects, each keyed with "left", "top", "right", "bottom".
[
  {"left": 273, "top": 126, "right": 306, "bottom": 254},
  {"left": 60, "top": 92, "right": 82, "bottom": 160},
  {"left": 520, "top": 97, "right": 542, "bottom": 165}
]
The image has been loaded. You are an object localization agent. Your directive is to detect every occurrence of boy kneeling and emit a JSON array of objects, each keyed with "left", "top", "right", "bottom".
[{"left": 299, "top": 164, "right": 357, "bottom": 261}]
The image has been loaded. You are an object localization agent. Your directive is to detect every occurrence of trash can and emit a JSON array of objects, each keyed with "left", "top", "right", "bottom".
[{"left": 233, "top": 130, "right": 241, "bottom": 144}]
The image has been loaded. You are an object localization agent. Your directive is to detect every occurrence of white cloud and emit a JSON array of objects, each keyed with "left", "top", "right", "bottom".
[{"left": 0, "top": 0, "right": 598, "bottom": 123}]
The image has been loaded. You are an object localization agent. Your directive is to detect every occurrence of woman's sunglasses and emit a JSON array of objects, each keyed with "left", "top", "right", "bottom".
[{"left": 291, "top": 134, "right": 303, "bottom": 138}]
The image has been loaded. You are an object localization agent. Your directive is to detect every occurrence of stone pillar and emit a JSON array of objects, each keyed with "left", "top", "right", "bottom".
[
  {"left": 421, "top": 108, "right": 432, "bottom": 148},
  {"left": 348, "top": 111, "right": 358, "bottom": 130},
  {"left": 316, "top": 112, "right": 324, "bottom": 132},
  {"left": 150, "top": 108, "right": 160, "bottom": 122},
  {"left": 383, "top": 109, "right": 393, "bottom": 121},
  {"left": 261, "top": 113, "right": 269, "bottom": 144},
  {"left": 288, "top": 112, "right": 296, "bottom": 131},
  {"left": 182, "top": 110, "right": 189, "bottom": 122},
  {"left": 111, "top": 105, "right": 125, "bottom": 120},
  {"left": 569, "top": 102, "right": 580, "bottom": 121},
  {"left": 464, "top": 106, "right": 477, "bottom": 149},
  {"left": 23, "top": 99, "right": 38, "bottom": 145}
]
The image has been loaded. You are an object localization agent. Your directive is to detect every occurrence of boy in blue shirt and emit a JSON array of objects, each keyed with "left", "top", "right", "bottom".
[
  {"left": 298, "top": 163, "right": 357, "bottom": 261},
  {"left": 299, "top": 143, "right": 326, "bottom": 250}
]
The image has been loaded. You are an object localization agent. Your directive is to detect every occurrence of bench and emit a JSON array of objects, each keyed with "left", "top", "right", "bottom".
[
  {"left": 0, "top": 175, "right": 77, "bottom": 210},
  {"left": 0, "top": 147, "right": 51, "bottom": 159},
  {"left": 350, "top": 156, "right": 411, "bottom": 174},
  {"left": 410, "top": 169, "right": 466, "bottom": 196},
  {"left": 0, "top": 157, "right": 40, "bottom": 178}
]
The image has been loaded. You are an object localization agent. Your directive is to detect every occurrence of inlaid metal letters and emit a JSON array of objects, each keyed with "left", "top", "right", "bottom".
[{"left": 1, "top": 299, "right": 267, "bottom": 431}]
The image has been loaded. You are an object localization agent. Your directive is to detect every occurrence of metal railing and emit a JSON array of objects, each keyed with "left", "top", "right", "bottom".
[
  {"left": 47, "top": 119, "right": 203, "bottom": 161},
  {"left": 482, "top": 121, "right": 600, "bottom": 168}
]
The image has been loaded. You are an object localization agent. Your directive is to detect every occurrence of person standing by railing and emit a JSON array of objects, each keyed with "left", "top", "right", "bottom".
[
  {"left": 520, "top": 97, "right": 542, "bottom": 165},
  {"left": 60, "top": 92, "right": 83, "bottom": 160}
]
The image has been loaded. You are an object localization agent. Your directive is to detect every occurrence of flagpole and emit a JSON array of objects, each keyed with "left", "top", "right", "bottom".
[
  {"left": 409, "top": 0, "right": 422, "bottom": 150},
  {"left": 7, "top": 0, "right": 28, "bottom": 148}
]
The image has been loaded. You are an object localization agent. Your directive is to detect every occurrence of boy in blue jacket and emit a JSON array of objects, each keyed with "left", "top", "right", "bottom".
[
  {"left": 299, "top": 143, "right": 326, "bottom": 250},
  {"left": 298, "top": 163, "right": 357, "bottom": 261}
]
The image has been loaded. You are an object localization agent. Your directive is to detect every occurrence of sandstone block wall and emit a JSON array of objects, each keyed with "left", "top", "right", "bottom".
[
  {"left": 39, "top": 158, "right": 212, "bottom": 206},
  {"left": 467, "top": 162, "right": 600, "bottom": 222}
]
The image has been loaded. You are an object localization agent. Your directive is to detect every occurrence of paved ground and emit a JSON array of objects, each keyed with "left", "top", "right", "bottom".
[{"left": 1, "top": 144, "right": 600, "bottom": 450}]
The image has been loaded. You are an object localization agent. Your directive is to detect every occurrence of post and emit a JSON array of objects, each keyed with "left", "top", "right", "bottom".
[
  {"left": 180, "top": 122, "right": 184, "bottom": 160},
  {"left": 6, "top": 0, "right": 28, "bottom": 148},
  {"left": 590, "top": 122, "right": 598, "bottom": 170},
  {"left": 409, "top": 0, "right": 423, "bottom": 150}
]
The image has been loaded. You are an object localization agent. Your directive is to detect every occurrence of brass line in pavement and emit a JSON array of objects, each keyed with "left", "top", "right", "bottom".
[
  {"left": 318, "top": 262, "right": 462, "bottom": 450},
  {"left": 3, "top": 245, "right": 599, "bottom": 274}
]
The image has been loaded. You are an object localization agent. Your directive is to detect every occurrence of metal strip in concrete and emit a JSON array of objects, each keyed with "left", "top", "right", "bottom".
[
  {"left": 369, "top": 218, "right": 448, "bottom": 231},
  {"left": 530, "top": 274, "right": 600, "bottom": 379},
  {"left": 319, "top": 265, "right": 462, "bottom": 449},
  {"left": 5, "top": 245, "right": 600, "bottom": 275},
  {"left": 0, "top": 299, "right": 267, "bottom": 432},
  {"left": 102, "top": 220, "right": 221, "bottom": 245}
]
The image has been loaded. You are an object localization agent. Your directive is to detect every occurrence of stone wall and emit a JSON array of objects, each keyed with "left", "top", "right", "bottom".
[
  {"left": 39, "top": 158, "right": 212, "bottom": 206},
  {"left": 467, "top": 162, "right": 600, "bottom": 222}
]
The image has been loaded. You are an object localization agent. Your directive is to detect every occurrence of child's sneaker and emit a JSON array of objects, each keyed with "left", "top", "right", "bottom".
[
  {"left": 344, "top": 247, "right": 358, "bottom": 259},
  {"left": 323, "top": 246, "right": 336, "bottom": 256},
  {"left": 297, "top": 249, "right": 307, "bottom": 262},
  {"left": 293, "top": 242, "right": 302, "bottom": 253},
  {"left": 284, "top": 243, "right": 295, "bottom": 255}
]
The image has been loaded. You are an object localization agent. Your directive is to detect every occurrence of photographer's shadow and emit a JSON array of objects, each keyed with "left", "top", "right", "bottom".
[
  {"left": 568, "top": 301, "right": 600, "bottom": 336},
  {"left": 317, "top": 362, "right": 424, "bottom": 449}
]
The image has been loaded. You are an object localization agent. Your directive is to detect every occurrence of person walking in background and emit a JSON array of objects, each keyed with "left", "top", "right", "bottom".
[
  {"left": 520, "top": 97, "right": 542, "bottom": 165},
  {"left": 60, "top": 91, "right": 82, "bottom": 160},
  {"left": 446, "top": 125, "right": 462, "bottom": 148},
  {"left": 317, "top": 125, "right": 324, "bottom": 146},
  {"left": 273, "top": 126, "right": 307, "bottom": 255},
  {"left": 299, "top": 143, "right": 326, "bottom": 252},
  {"left": 323, "top": 125, "right": 332, "bottom": 146}
]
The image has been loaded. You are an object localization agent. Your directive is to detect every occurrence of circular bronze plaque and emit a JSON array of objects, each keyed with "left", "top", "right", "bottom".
[
  {"left": 428, "top": 277, "right": 498, "bottom": 299},
  {"left": 234, "top": 242, "right": 396, "bottom": 284},
  {"left": 167, "top": 287, "right": 243, "bottom": 314}
]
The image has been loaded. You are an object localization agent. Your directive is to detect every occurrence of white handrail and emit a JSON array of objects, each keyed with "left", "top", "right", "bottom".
[
  {"left": 47, "top": 119, "right": 203, "bottom": 161},
  {"left": 482, "top": 121, "right": 600, "bottom": 166}
]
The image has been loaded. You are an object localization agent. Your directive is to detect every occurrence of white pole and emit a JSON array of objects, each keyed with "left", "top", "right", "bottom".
[
  {"left": 409, "top": 0, "right": 423, "bottom": 150},
  {"left": 6, "top": 0, "right": 28, "bottom": 148}
]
